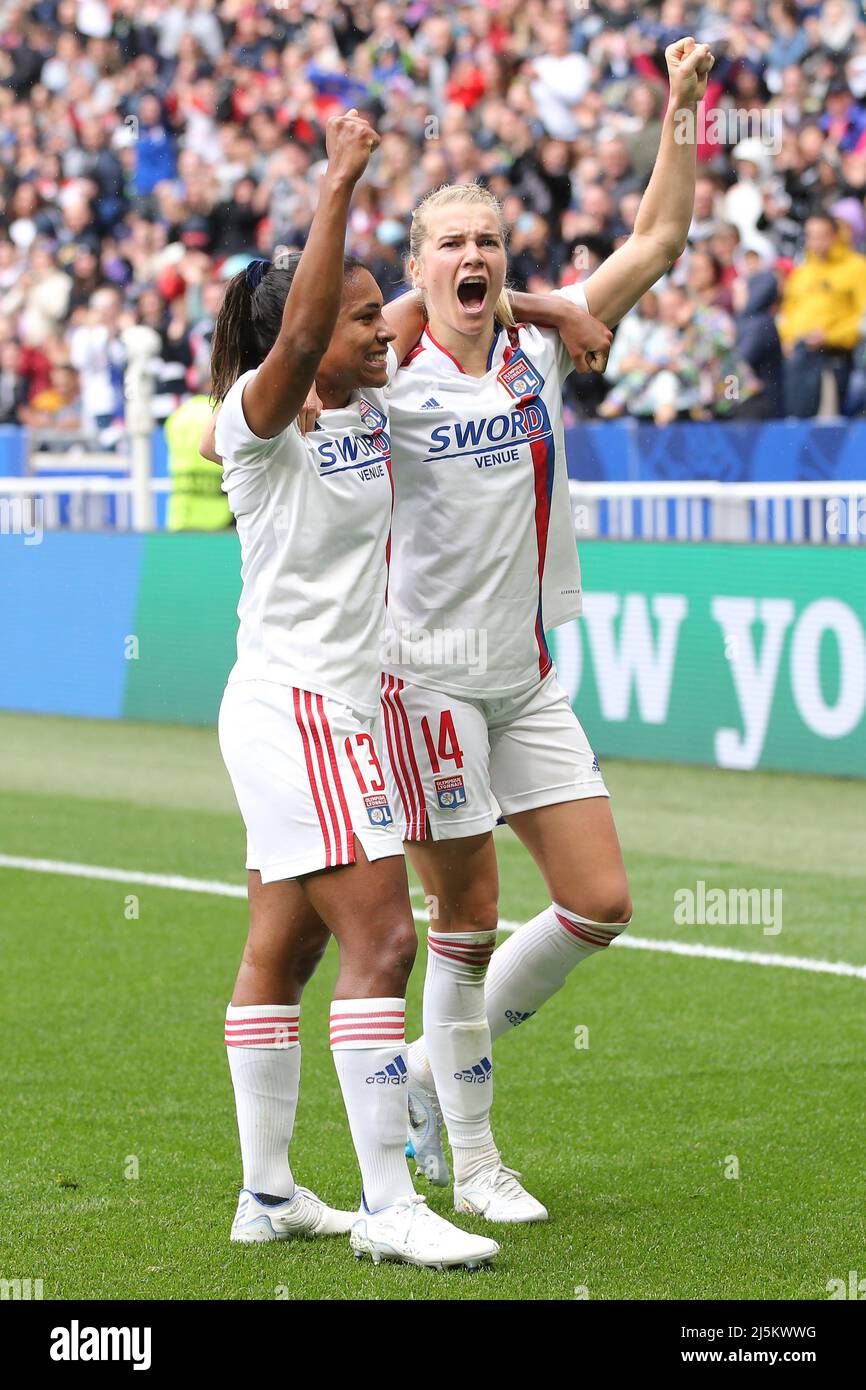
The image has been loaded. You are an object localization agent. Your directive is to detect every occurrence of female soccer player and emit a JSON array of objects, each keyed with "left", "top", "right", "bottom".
[
  {"left": 210, "top": 109, "right": 501, "bottom": 1269},
  {"left": 377, "top": 38, "right": 716, "bottom": 1223}
]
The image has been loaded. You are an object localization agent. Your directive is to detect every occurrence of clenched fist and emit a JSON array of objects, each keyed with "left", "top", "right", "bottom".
[
  {"left": 325, "top": 108, "right": 380, "bottom": 185},
  {"left": 666, "top": 37, "right": 715, "bottom": 106}
]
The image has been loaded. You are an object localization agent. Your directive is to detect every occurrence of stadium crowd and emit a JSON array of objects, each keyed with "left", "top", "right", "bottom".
[{"left": 3, "top": 0, "right": 866, "bottom": 438}]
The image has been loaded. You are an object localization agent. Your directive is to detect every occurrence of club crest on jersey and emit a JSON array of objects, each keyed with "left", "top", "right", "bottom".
[
  {"left": 497, "top": 349, "right": 544, "bottom": 399},
  {"left": 359, "top": 398, "right": 387, "bottom": 432},
  {"left": 363, "top": 792, "right": 394, "bottom": 826},
  {"left": 434, "top": 775, "right": 467, "bottom": 809}
]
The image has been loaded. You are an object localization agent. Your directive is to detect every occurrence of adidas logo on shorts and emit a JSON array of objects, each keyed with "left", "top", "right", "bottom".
[{"left": 504, "top": 1009, "right": 536, "bottom": 1028}]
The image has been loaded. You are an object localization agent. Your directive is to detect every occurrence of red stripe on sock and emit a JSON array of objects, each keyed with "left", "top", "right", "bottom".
[
  {"left": 428, "top": 937, "right": 496, "bottom": 951},
  {"left": 225, "top": 1014, "right": 299, "bottom": 1025},
  {"left": 329, "top": 1010, "right": 406, "bottom": 1021},
  {"left": 555, "top": 911, "right": 620, "bottom": 948},
  {"left": 330, "top": 1034, "right": 405, "bottom": 1047}
]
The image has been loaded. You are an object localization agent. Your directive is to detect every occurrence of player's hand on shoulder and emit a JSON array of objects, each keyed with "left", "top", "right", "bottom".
[
  {"left": 295, "top": 384, "right": 323, "bottom": 435},
  {"left": 325, "top": 108, "right": 380, "bottom": 185},
  {"left": 560, "top": 304, "right": 613, "bottom": 375},
  {"left": 665, "top": 37, "right": 715, "bottom": 105}
]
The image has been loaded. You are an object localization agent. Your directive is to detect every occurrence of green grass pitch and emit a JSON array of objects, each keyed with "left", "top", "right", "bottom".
[{"left": 1, "top": 711, "right": 864, "bottom": 1301}]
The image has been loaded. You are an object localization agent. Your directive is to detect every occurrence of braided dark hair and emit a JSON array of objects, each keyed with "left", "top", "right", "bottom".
[{"left": 209, "top": 254, "right": 367, "bottom": 403}]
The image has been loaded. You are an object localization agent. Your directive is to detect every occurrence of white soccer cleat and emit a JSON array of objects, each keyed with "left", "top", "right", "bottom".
[
  {"left": 230, "top": 1187, "right": 356, "bottom": 1243},
  {"left": 407, "top": 1079, "right": 450, "bottom": 1187},
  {"left": 454, "top": 1164, "right": 548, "bottom": 1224},
  {"left": 350, "top": 1193, "right": 499, "bottom": 1269}
]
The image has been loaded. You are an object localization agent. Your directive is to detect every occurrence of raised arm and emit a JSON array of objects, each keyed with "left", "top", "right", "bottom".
[
  {"left": 238, "top": 110, "right": 379, "bottom": 439},
  {"left": 581, "top": 37, "right": 715, "bottom": 328}
]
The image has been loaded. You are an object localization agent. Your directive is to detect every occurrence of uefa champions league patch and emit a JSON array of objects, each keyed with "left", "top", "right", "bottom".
[
  {"left": 434, "top": 775, "right": 467, "bottom": 809},
  {"left": 497, "top": 350, "right": 544, "bottom": 399},
  {"left": 359, "top": 398, "right": 387, "bottom": 432},
  {"left": 363, "top": 793, "right": 394, "bottom": 826}
]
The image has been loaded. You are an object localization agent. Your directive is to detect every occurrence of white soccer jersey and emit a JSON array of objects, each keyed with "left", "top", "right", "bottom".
[
  {"left": 382, "top": 284, "right": 587, "bottom": 697},
  {"left": 215, "top": 366, "right": 395, "bottom": 717}
]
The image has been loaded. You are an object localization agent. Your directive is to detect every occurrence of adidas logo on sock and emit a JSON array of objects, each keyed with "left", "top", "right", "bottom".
[
  {"left": 505, "top": 1009, "right": 536, "bottom": 1028},
  {"left": 420, "top": 397, "right": 441, "bottom": 409},
  {"left": 366, "top": 1055, "right": 408, "bottom": 1085},
  {"left": 453, "top": 1056, "right": 493, "bottom": 1084}
]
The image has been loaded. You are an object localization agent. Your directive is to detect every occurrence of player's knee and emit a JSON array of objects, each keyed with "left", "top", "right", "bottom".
[
  {"left": 358, "top": 913, "right": 418, "bottom": 992},
  {"left": 600, "top": 889, "right": 633, "bottom": 927},
  {"left": 388, "top": 915, "right": 419, "bottom": 976},
  {"left": 434, "top": 893, "right": 499, "bottom": 935},
  {"left": 561, "top": 882, "right": 632, "bottom": 927}
]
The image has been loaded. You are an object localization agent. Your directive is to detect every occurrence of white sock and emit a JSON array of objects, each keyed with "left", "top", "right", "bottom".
[
  {"left": 225, "top": 1003, "right": 300, "bottom": 1199},
  {"left": 329, "top": 997, "right": 416, "bottom": 1212},
  {"left": 421, "top": 929, "right": 499, "bottom": 1180},
  {"left": 485, "top": 903, "right": 630, "bottom": 1042}
]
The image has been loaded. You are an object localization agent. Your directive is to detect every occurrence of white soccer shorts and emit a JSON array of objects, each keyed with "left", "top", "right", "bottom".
[
  {"left": 219, "top": 679, "right": 404, "bottom": 882},
  {"left": 379, "top": 668, "right": 608, "bottom": 842}
]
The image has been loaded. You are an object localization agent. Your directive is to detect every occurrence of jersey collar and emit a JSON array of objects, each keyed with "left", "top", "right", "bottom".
[{"left": 420, "top": 323, "right": 506, "bottom": 377}]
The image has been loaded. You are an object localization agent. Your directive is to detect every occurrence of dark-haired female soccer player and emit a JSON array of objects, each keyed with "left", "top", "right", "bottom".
[{"left": 208, "top": 109, "right": 502, "bottom": 1268}]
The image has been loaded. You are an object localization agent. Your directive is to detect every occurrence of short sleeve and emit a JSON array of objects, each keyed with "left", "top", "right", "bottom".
[
  {"left": 215, "top": 368, "right": 284, "bottom": 473},
  {"left": 549, "top": 281, "right": 590, "bottom": 385}
]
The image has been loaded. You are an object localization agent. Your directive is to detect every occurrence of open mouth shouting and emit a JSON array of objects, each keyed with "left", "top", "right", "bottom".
[{"left": 456, "top": 275, "right": 489, "bottom": 316}]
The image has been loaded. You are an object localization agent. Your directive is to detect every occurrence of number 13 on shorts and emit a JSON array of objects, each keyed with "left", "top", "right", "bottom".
[{"left": 344, "top": 731, "right": 395, "bottom": 827}]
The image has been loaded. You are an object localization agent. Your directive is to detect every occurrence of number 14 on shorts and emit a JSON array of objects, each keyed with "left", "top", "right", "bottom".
[{"left": 421, "top": 712, "right": 468, "bottom": 809}]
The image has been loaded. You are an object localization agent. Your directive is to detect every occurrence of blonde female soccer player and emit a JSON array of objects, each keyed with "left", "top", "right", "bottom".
[{"left": 376, "top": 38, "right": 715, "bottom": 1223}]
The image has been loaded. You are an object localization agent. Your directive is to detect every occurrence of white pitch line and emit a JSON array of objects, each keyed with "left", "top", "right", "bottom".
[
  {"left": 0, "top": 854, "right": 248, "bottom": 900},
  {"left": 1, "top": 853, "right": 864, "bottom": 982},
  {"left": 612, "top": 933, "right": 866, "bottom": 980}
]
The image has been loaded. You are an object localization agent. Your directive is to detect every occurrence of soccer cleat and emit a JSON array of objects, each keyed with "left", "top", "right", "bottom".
[
  {"left": 407, "top": 1079, "right": 450, "bottom": 1187},
  {"left": 230, "top": 1187, "right": 356, "bottom": 1243},
  {"left": 350, "top": 1193, "right": 499, "bottom": 1270},
  {"left": 454, "top": 1164, "right": 548, "bottom": 1224}
]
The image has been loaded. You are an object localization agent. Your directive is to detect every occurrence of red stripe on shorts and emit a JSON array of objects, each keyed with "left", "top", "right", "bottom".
[
  {"left": 293, "top": 687, "right": 332, "bottom": 866},
  {"left": 316, "top": 694, "right": 355, "bottom": 864}
]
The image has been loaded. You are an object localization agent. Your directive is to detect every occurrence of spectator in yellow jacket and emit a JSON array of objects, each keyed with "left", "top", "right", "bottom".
[
  {"left": 779, "top": 212, "right": 866, "bottom": 416},
  {"left": 165, "top": 375, "right": 232, "bottom": 531}
]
